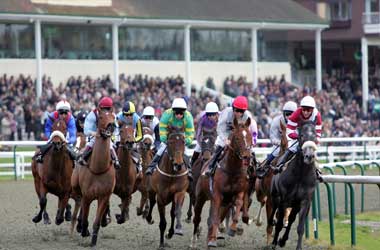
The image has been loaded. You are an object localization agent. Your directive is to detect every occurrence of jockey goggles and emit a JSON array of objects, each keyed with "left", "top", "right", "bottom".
[
  {"left": 302, "top": 107, "right": 313, "bottom": 112},
  {"left": 59, "top": 110, "right": 68, "bottom": 115},
  {"left": 100, "top": 107, "right": 112, "bottom": 112},
  {"left": 123, "top": 112, "right": 133, "bottom": 117},
  {"left": 144, "top": 115, "right": 153, "bottom": 120},
  {"left": 206, "top": 112, "right": 218, "bottom": 117},
  {"left": 173, "top": 108, "right": 185, "bottom": 115},
  {"left": 233, "top": 108, "right": 245, "bottom": 114},
  {"left": 283, "top": 111, "right": 293, "bottom": 117}
]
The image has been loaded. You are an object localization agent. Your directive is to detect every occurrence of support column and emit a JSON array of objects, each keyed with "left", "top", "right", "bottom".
[
  {"left": 112, "top": 23, "right": 120, "bottom": 93},
  {"left": 315, "top": 29, "right": 322, "bottom": 91},
  {"left": 34, "top": 19, "right": 42, "bottom": 103},
  {"left": 251, "top": 28, "right": 258, "bottom": 90},
  {"left": 184, "top": 25, "right": 191, "bottom": 97},
  {"left": 361, "top": 37, "right": 369, "bottom": 114}
]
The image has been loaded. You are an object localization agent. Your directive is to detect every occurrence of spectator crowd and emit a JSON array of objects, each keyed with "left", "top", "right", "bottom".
[{"left": 0, "top": 73, "right": 379, "bottom": 144}]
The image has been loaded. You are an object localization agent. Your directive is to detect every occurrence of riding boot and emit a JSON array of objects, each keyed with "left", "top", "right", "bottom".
[
  {"left": 110, "top": 147, "right": 121, "bottom": 169},
  {"left": 204, "top": 145, "right": 224, "bottom": 177},
  {"left": 78, "top": 146, "right": 93, "bottom": 166},
  {"left": 190, "top": 151, "right": 200, "bottom": 167},
  {"left": 273, "top": 149, "right": 293, "bottom": 174},
  {"left": 35, "top": 143, "right": 52, "bottom": 163},
  {"left": 186, "top": 157, "right": 193, "bottom": 182},
  {"left": 145, "top": 153, "right": 162, "bottom": 175},
  {"left": 256, "top": 153, "right": 275, "bottom": 178},
  {"left": 65, "top": 145, "right": 78, "bottom": 161}
]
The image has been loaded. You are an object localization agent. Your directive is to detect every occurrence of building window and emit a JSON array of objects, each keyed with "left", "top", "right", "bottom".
[
  {"left": 41, "top": 24, "right": 112, "bottom": 59},
  {"left": 191, "top": 29, "right": 250, "bottom": 61},
  {"left": 119, "top": 27, "right": 184, "bottom": 60},
  {"left": 330, "top": 0, "right": 352, "bottom": 21},
  {"left": 0, "top": 23, "right": 35, "bottom": 58}
]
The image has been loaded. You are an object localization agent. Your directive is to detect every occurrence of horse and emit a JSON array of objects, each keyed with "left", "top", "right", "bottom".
[
  {"left": 191, "top": 117, "right": 252, "bottom": 248},
  {"left": 185, "top": 127, "right": 217, "bottom": 223},
  {"left": 113, "top": 121, "right": 138, "bottom": 224},
  {"left": 70, "top": 109, "right": 116, "bottom": 248},
  {"left": 269, "top": 120, "right": 318, "bottom": 250},
  {"left": 254, "top": 121, "right": 287, "bottom": 245},
  {"left": 76, "top": 132, "right": 87, "bottom": 152},
  {"left": 136, "top": 127, "right": 154, "bottom": 218},
  {"left": 31, "top": 118, "right": 73, "bottom": 225},
  {"left": 145, "top": 125, "right": 189, "bottom": 250}
]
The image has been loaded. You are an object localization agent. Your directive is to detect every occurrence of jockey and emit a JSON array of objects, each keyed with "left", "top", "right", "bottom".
[
  {"left": 274, "top": 96, "right": 323, "bottom": 178},
  {"left": 75, "top": 110, "right": 88, "bottom": 134},
  {"left": 205, "top": 96, "right": 258, "bottom": 177},
  {"left": 35, "top": 100, "right": 77, "bottom": 163},
  {"left": 77, "top": 97, "right": 120, "bottom": 168},
  {"left": 145, "top": 98, "right": 195, "bottom": 180},
  {"left": 255, "top": 101, "right": 297, "bottom": 178},
  {"left": 115, "top": 101, "right": 143, "bottom": 172},
  {"left": 190, "top": 101, "right": 219, "bottom": 166},
  {"left": 141, "top": 106, "right": 161, "bottom": 149}
]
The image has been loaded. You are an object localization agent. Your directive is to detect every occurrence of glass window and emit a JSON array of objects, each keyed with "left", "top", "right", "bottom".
[
  {"left": 330, "top": 0, "right": 352, "bottom": 21},
  {"left": 191, "top": 29, "right": 250, "bottom": 61},
  {"left": 258, "top": 30, "right": 288, "bottom": 62},
  {"left": 119, "top": 27, "right": 184, "bottom": 60},
  {"left": 41, "top": 24, "right": 112, "bottom": 59},
  {"left": 0, "top": 23, "right": 35, "bottom": 58}
]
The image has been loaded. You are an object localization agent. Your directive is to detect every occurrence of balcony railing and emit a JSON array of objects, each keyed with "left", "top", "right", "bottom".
[{"left": 362, "top": 12, "right": 380, "bottom": 24}]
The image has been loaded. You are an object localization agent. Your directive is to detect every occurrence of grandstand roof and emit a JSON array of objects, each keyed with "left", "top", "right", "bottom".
[{"left": 0, "top": 0, "right": 328, "bottom": 28}]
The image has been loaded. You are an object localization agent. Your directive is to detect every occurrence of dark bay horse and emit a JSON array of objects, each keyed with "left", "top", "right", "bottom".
[
  {"left": 269, "top": 120, "right": 318, "bottom": 250},
  {"left": 145, "top": 125, "right": 189, "bottom": 250},
  {"left": 32, "top": 118, "right": 73, "bottom": 225},
  {"left": 185, "top": 127, "right": 217, "bottom": 223},
  {"left": 114, "top": 122, "right": 138, "bottom": 224},
  {"left": 136, "top": 127, "right": 154, "bottom": 218},
  {"left": 191, "top": 117, "right": 252, "bottom": 248},
  {"left": 71, "top": 109, "right": 116, "bottom": 248},
  {"left": 254, "top": 121, "right": 287, "bottom": 244}
]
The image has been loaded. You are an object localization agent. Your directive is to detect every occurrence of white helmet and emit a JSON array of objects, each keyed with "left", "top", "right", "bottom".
[
  {"left": 143, "top": 106, "right": 155, "bottom": 116},
  {"left": 283, "top": 101, "right": 297, "bottom": 112},
  {"left": 300, "top": 96, "right": 316, "bottom": 108},
  {"left": 205, "top": 102, "right": 219, "bottom": 113},
  {"left": 56, "top": 100, "right": 71, "bottom": 111},
  {"left": 171, "top": 98, "right": 187, "bottom": 109}
]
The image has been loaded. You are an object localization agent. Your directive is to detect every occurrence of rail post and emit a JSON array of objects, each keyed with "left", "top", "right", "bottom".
[
  {"left": 347, "top": 183, "right": 356, "bottom": 246},
  {"left": 354, "top": 163, "right": 365, "bottom": 212},
  {"left": 323, "top": 166, "right": 336, "bottom": 216},
  {"left": 323, "top": 182, "right": 335, "bottom": 246},
  {"left": 13, "top": 145, "right": 18, "bottom": 181},
  {"left": 335, "top": 164, "right": 348, "bottom": 214}
]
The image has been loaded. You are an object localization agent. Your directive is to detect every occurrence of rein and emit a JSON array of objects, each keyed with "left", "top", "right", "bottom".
[{"left": 156, "top": 166, "right": 188, "bottom": 178}]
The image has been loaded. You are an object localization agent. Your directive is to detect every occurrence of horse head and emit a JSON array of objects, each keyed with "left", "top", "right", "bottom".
[
  {"left": 298, "top": 120, "right": 317, "bottom": 165},
  {"left": 118, "top": 121, "right": 135, "bottom": 150},
  {"left": 166, "top": 125, "right": 185, "bottom": 171},
  {"left": 200, "top": 127, "right": 216, "bottom": 160},
  {"left": 98, "top": 109, "right": 115, "bottom": 139},
  {"left": 141, "top": 127, "right": 154, "bottom": 151},
  {"left": 229, "top": 117, "right": 252, "bottom": 166},
  {"left": 51, "top": 119, "right": 67, "bottom": 151}
]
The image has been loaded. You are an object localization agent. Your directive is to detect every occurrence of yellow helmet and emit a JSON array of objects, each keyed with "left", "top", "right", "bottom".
[{"left": 122, "top": 101, "right": 136, "bottom": 115}]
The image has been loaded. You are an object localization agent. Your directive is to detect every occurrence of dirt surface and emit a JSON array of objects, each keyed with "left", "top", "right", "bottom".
[{"left": 0, "top": 179, "right": 378, "bottom": 250}]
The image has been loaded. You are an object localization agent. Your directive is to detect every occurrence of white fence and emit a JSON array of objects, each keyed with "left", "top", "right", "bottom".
[{"left": 1, "top": 137, "right": 380, "bottom": 179}]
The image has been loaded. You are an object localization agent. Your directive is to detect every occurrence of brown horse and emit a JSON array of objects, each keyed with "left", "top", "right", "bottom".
[
  {"left": 76, "top": 132, "right": 87, "bottom": 152},
  {"left": 191, "top": 117, "right": 252, "bottom": 248},
  {"left": 136, "top": 127, "right": 154, "bottom": 218},
  {"left": 70, "top": 109, "right": 116, "bottom": 248},
  {"left": 145, "top": 125, "right": 189, "bottom": 250},
  {"left": 32, "top": 118, "right": 73, "bottom": 225},
  {"left": 254, "top": 121, "right": 287, "bottom": 245},
  {"left": 185, "top": 127, "right": 217, "bottom": 223},
  {"left": 113, "top": 121, "right": 138, "bottom": 224}
]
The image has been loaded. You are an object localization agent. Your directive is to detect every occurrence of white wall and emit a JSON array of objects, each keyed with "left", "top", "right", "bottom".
[{"left": 0, "top": 59, "right": 291, "bottom": 90}]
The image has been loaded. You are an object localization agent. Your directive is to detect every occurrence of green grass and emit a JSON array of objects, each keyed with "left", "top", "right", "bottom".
[{"left": 308, "top": 212, "right": 380, "bottom": 250}]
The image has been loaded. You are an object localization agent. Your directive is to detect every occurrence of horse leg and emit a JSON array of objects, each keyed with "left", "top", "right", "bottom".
[
  {"left": 91, "top": 197, "right": 110, "bottom": 248},
  {"left": 174, "top": 192, "right": 185, "bottom": 235},
  {"left": 255, "top": 199, "right": 265, "bottom": 226},
  {"left": 185, "top": 191, "right": 193, "bottom": 223},
  {"left": 137, "top": 190, "right": 147, "bottom": 217},
  {"left": 158, "top": 203, "right": 167, "bottom": 249},
  {"left": 116, "top": 196, "right": 127, "bottom": 224},
  {"left": 190, "top": 192, "right": 207, "bottom": 250},
  {"left": 80, "top": 197, "right": 91, "bottom": 237},
  {"left": 166, "top": 202, "right": 176, "bottom": 239},
  {"left": 70, "top": 197, "right": 81, "bottom": 236},
  {"left": 217, "top": 206, "right": 230, "bottom": 240},
  {"left": 101, "top": 203, "right": 111, "bottom": 227},
  {"left": 65, "top": 203, "right": 72, "bottom": 221},
  {"left": 265, "top": 197, "right": 274, "bottom": 245},
  {"left": 295, "top": 201, "right": 311, "bottom": 250},
  {"left": 146, "top": 190, "right": 156, "bottom": 224},
  {"left": 279, "top": 205, "right": 299, "bottom": 248},
  {"left": 32, "top": 185, "right": 47, "bottom": 224},
  {"left": 55, "top": 195, "right": 69, "bottom": 225},
  {"left": 228, "top": 192, "right": 244, "bottom": 237},
  {"left": 208, "top": 194, "right": 222, "bottom": 247},
  {"left": 283, "top": 207, "right": 292, "bottom": 228},
  {"left": 271, "top": 206, "right": 285, "bottom": 248}
]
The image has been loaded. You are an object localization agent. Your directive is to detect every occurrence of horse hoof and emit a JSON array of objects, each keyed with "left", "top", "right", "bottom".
[
  {"left": 207, "top": 240, "right": 217, "bottom": 247},
  {"left": 32, "top": 215, "right": 42, "bottom": 223},
  {"left": 242, "top": 216, "right": 249, "bottom": 224},
  {"left": 256, "top": 221, "right": 263, "bottom": 227},
  {"left": 81, "top": 229, "right": 90, "bottom": 237},
  {"left": 227, "top": 228, "right": 236, "bottom": 237},
  {"left": 174, "top": 228, "right": 184, "bottom": 236},
  {"left": 216, "top": 233, "right": 225, "bottom": 240},
  {"left": 115, "top": 214, "right": 125, "bottom": 224},
  {"left": 185, "top": 217, "right": 192, "bottom": 224},
  {"left": 278, "top": 238, "right": 286, "bottom": 247},
  {"left": 55, "top": 217, "right": 64, "bottom": 225},
  {"left": 43, "top": 218, "right": 51, "bottom": 225},
  {"left": 146, "top": 216, "right": 154, "bottom": 225},
  {"left": 65, "top": 212, "right": 72, "bottom": 221},
  {"left": 136, "top": 207, "right": 142, "bottom": 216},
  {"left": 236, "top": 227, "right": 244, "bottom": 235}
]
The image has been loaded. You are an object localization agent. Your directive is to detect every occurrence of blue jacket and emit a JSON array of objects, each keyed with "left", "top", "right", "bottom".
[{"left": 45, "top": 111, "right": 77, "bottom": 145}]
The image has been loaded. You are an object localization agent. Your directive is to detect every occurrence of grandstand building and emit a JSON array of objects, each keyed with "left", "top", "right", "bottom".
[{"left": 0, "top": 0, "right": 327, "bottom": 98}]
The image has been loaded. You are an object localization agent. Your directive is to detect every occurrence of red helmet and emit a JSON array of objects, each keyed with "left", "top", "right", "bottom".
[
  {"left": 98, "top": 97, "right": 113, "bottom": 108},
  {"left": 232, "top": 96, "right": 248, "bottom": 110}
]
